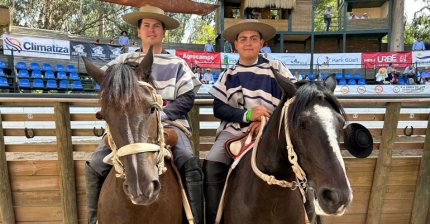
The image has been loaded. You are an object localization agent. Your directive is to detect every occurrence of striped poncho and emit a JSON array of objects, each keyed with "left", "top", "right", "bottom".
[
  {"left": 101, "top": 52, "right": 201, "bottom": 128},
  {"left": 209, "top": 56, "right": 295, "bottom": 136}
]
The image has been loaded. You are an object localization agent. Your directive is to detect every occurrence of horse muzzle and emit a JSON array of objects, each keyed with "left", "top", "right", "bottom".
[
  {"left": 313, "top": 187, "right": 353, "bottom": 216},
  {"left": 123, "top": 179, "right": 161, "bottom": 205}
]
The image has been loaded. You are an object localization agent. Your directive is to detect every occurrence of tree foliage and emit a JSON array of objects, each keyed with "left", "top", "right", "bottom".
[
  {"left": 408, "top": 0, "right": 430, "bottom": 42},
  {"left": 0, "top": 0, "right": 217, "bottom": 43}
]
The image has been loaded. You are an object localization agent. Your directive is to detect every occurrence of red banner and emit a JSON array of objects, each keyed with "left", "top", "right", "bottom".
[
  {"left": 175, "top": 50, "right": 221, "bottom": 69},
  {"left": 361, "top": 52, "right": 412, "bottom": 68}
]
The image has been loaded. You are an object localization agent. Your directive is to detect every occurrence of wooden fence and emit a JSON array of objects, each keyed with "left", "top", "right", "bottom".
[{"left": 0, "top": 97, "right": 429, "bottom": 223}]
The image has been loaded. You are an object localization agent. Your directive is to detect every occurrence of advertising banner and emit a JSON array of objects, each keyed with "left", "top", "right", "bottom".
[
  {"left": 70, "top": 41, "right": 123, "bottom": 61},
  {"left": 266, "top": 53, "right": 311, "bottom": 69},
  {"left": 2, "top": 34, "right": 70, "bottom": 59},
  {"left": 175, "top": 50, "right": 221, "bottom": 68},
  {"left": 220, "top": 53, "right": 240, "bottom": 68},
  {"left": 361, "top": 52, "right": 412, "bottom": 68},
  {"left": 313, "top": 53, "right": 362, "bottom": 69},
  {"left": 412, "top": 51, "right": 430, "bottom": 67},
  {"left": 334, "top": 84, "right": 430, "bottom": 95}
]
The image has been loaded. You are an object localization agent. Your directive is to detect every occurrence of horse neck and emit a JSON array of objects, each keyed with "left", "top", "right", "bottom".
[{"left": 255, "top": 106, "right": 295, "bottom": 180}]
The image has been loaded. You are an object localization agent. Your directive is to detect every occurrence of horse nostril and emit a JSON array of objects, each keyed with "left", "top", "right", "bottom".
[
  {"left": 321, "top": 188, "right": 341, "bottom": 206},
  {"left": 123, "top": 183, "right": 131, "bottom": 195},
  {"left": 152, "top": 180, "right": 161, "bottom": 194}
]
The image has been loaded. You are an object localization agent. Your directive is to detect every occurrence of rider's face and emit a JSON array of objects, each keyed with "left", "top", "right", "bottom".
[{"left": 137, "top": 19, "right": 165, "bottom": 47}]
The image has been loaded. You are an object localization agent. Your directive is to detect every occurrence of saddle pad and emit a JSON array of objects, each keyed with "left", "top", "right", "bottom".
[{"left": 224, "top": 132, "right": 255, "bottom": 162}]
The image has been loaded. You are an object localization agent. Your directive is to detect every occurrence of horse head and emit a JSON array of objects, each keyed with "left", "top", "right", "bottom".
[
  {"left": 273, "top": 73, "right": 353, "bottom": 216},
  {"left": 83, "top": 47, "right": 163, "bottom": 205}
]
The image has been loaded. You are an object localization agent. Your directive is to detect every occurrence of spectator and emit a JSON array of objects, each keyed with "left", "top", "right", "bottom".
[
  {"left": 419, "top": 66, "right": 430, "bottom": 84},
  {"left": 323, "top": 6, "right": 334, "bottom": 31},
  {"left": 251, "top": 8, "right": 261, "bottom": 19},
  {"left": 362, "top": 13, "right": 369, "bottom": 19},
  {"left": 95, "top": 39, "right": 101, "bottom": 44},
  {"left": 348, "top": 12, "right": 356, "bottom": 20},
  {"left": 386, "top": 63, "right": 394, "bottom": 74},
  {"left": 194, "top": 67, "right": 203, "bottom": 81},
  {"left": 202, "top": 68, "right": 214, "bottom": 84},
  {"left": 108, "top": 39, "right": 115, "bottom": 45},
  {"left": 285, "top": 49, "right": 289, "bottom": 53},
  {"left": 260, "top": 42, "right": 271, "bottom": 53},
  {"left": 425, "top": 38, "right": 430, "bottom": 50},
  {"left": 387, "top": 69, "right": 399, "bottom": 84},
  {"left": 412, "top": 37, "right": 426, "bottom": 51},
  {"left": 375, "top": 67, "right": 388, "bottom": 84},
  {"left": 224, "top": 40, "right": 233, "bottom": 53},
  {"left": 204, "top": 39, "right": 215, "bottom": 52},
  {"left": 118, "top": 30, "right": 129, "bottom": 53},
  {"left": 403, "top": 64, "right": 416, "bottom": 84}
]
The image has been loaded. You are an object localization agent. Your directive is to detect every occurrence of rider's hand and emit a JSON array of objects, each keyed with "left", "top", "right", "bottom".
[
  {"left": 249, "top": 106, "right": 271, "bottom": 121},
  {"left": 248, "top": 121, "right": 261, "bottom": 137}
]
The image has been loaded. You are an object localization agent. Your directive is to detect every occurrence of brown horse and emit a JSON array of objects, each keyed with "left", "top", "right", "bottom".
[
  {"left": 221, "top": 74, "right": 353, "bottom": 223},
  {"left": 83, "top": 49, "right": 182, "bottom": 224}
]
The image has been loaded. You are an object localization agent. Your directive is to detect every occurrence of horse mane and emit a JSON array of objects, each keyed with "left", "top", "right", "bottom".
[
  {"left": 100, "top": 62, "right": 149, "bottom": 111},
  {"left": 287, "top": 80, "right": 346, "bottom": 130}
]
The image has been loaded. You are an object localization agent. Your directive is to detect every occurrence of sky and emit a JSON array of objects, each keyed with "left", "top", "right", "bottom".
[{"left": 405, "top": 0, "right": 428, "bottom": 23}]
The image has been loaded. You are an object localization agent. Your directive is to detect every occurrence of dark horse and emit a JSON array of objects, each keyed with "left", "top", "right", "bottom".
[
  {"left": 222, "top": 74, "right": 352, "bottom": 223},
  {"left": 83, "top": 49, "right": 182, "bottom": 224}
]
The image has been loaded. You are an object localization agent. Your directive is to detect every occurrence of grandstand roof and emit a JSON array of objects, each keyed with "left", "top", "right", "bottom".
[{"left": 99, "top": 0, "right": 219, "bottom": 15}]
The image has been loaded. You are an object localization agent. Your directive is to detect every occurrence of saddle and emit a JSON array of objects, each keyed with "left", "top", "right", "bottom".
[{"left": 224, "top": 132, "right": 254, "bottom": 159}]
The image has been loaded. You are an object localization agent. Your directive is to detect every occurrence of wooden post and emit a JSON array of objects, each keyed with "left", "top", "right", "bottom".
[
  {"left": 0, "top": 112, "right": 16, "bottom": 223},
  {"left": 389, "top": 0, "right": 405, "bottom": 51},
  {"left": 189, "top": 105, "right": 201, "bottom": 157},
  {"left": 54, "top": 103, "right": 78, "bottom": 224},
  {"left": 410, "top": 113, "right": 430, "bottom": 223},
  {"left": 366, "top": 102, "right": 401, "bottom": 224}
]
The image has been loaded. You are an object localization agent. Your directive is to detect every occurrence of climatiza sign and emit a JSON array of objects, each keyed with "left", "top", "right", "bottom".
[{"left": 2, "top": 34, "right": 70, "bottom": 59}]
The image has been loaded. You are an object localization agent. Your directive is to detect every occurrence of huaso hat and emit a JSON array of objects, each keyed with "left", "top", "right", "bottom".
[
  {"left": 122, "top": 5, "right": 179, "bottom": 30},
  {"left": 222, "top": 19, "right": 276, "bottom": 43}
]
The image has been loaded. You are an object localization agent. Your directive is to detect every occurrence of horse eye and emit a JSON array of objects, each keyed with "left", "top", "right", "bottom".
[
  {"left": 150, "top": 106, "right": 157, "bottom": 114},
  {"left": 299, "top": 120, "right": 307, "bottom": 129}
]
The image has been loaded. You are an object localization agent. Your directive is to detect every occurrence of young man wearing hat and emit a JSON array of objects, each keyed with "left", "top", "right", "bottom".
[
  {"left": 84, "top": 5, "right": 203, "bottom": 224},
  {"left": 203, "top": 19, "right": 296, "bottom": 223}
]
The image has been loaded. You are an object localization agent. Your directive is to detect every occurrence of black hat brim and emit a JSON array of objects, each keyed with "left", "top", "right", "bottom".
[{"left": 343, "top": 123, "right": 373, "bottom": 158}]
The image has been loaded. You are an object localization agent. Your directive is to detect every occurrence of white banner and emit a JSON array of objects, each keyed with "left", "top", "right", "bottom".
[
  {"left": 314, "top": 53, "right": 361, "bottom": 69},
  {"left": 266, "top": 53, "right": 311, "bottom": 69},
  {"left": 2, "top": 34, "right": 70, "bottom": 59},
  {"left": 412, "top": 51, "right": 430, "bottom": 67},
  {"left": 334, "top": 84, "right": 430, "bottom": 95},
  {"left": 220, "top": 53, "right": 240, "bottom": 68}
]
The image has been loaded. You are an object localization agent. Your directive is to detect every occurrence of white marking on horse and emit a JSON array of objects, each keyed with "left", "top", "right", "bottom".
[{"left": 131, "top": 154, "right": 143, "bottom": 197}]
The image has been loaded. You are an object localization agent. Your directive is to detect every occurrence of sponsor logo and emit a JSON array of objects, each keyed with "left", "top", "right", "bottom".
[
  {"left": 340, "top": 85, "right": 349, "bottom": 94},
  {"left": 72, "top": 44, "right": 87, "bottom": 56},
  {"left": 393, "top": 86, "right": 400, "bottom": 93},
  {"left": 374, "top": 85, "right": 384, "bottom": 94},
  {"left": 357, "top": 85, "right": 366, "bottom": 94},
  {"left": 5, "top": 37, "right": 69, "bottom": 54},
  {"left": 92, "top": 46, "right": 105, "bottom": 58}
]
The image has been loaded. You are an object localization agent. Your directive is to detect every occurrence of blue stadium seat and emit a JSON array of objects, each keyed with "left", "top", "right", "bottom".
[
  {"left": 29, "top": 62, "right": 40, "bottom": 71},
  {"left": 300, "top": 73, "right": 306, "bottom": 80},
  {"left": 44, "top": 71, "right": 56, "bottom": 79},
  {"left": 16, "top": 61, "right": 27, "bottom": 70},
  {"left": 42, "top": 63, "right": 52, "bottom": 71},
  {"left": 18, "top": 69, "right": 30, "bottom": 78},
  {"left": 0, "top": 77, "right": 9, "bottom": 88},
  {"left": 57, "top": 71, "right": 68, "bottom": 80},
  {"left": 344, "top": 73, "right": 352, "bottom": 80},
  {"left": 31, "top": 70, "right": 43, "bottom": 79},
  {"left": 319, "top": 73, "right": 326, "bottom": 80},
  {"left": 353, "top": 73, "right": 362, "bottom": 80},
  {"left": 94, "top": 83, "right": 100, "bottom": 91},
  {"left": 0, "top": 60, "right": 7, "bottom": 69},
  {"left": 32, "top": 79, "right": 44, "bottom": 89},
  {"left": 18, "top": 79, "right": 31, "bottom": 89},
  {"left": 357, "top": 78, "right": 366, "bottom": 85},
  {"left": 307, "top": 73, "right": 315, "bottom": 80},
  {"left": 335, "top": 73, "right": 343, "bottom": 80},
  {"left": 55, "top": 64, "right": 65, "bottom": 72},
  {"left": 71, "top": 80, "right": 83, "bottom": 90},
  {"left": 348, "top": 79, "right": 357, "bottom": 85},
  {"left": 338, "top": 79, "right": 347, "bottom": 85},
  {"left": 46, "top": 80, "right": 57, "bottom": 89},
  {"left": 58, "top": 80, "right": 69, "bottom": 90},
  {"left": 398, "top": 78, "right": 405, "bottom": 85},
  {"left": 0, "top": 69, "right": 5, "bottom": 77},
  {"left": 69, "top": 72, "right": 80, "bottom": 80},
  {"left": 66, "top": 64, "right": 76, "bottom": 72}
]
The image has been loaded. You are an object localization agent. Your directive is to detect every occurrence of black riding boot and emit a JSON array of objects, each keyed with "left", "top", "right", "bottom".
[
  {"left": 203, "top": 160, "right": 229, "bottom": 224},
  {"left": 85, "top": 162, "right": 106, "bottom": 224},
  {"left": 180, "top": 157, "right": 204, "bottom": 224}
]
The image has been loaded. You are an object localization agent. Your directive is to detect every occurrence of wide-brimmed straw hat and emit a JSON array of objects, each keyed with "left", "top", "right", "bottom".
[
  {"left": 222, "top": 19, "right": 276, "bottom": 43},
  {"left": 122, "top": 5, "right": 179, "bottom": 30}
]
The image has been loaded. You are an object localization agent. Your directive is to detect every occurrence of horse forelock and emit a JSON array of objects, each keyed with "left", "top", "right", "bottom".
[{"left": 100, "top": 62, "right": 148, "bottom": 112}]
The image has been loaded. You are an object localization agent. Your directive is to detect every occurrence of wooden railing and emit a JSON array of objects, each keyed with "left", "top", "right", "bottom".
[{"left": 0, "top": 97, "right": 429, "bottom": 223}]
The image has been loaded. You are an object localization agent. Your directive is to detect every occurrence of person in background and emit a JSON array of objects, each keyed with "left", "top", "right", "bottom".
[
  {"left": 323, "top": 6, "right": 334, "bottom": 31},
  {"left": 425, "top": 38, "right": 430, "bottom": 50},
  {"left": 403, "top": 64, "right": 416, "bottom": 84},
  {"left": 375, "top": 67, "right": 388, "bottom": 84},
  {"left": 118, "top": 30, "right": 129, "bottom": 53},
  {"left": 412, "top": 37, "right": 426, "bottom": 51},
  {"left": 260, "top": 42, "right": 271, "bottom": 53},
  {"left": 224, "top": 40, "right": 233, "bottom": 53},
  {"left": 194, "top": 67, "right": 203, "bottom": 82},
  {"left": 387, "top": 68, "right": 399, "bottom": 84},
  {"left": 419, "top": 66, "right": 430, "bottom": 84},
  {"left": 386, "top": 63, "right": 394, "bottom": 74},
  {"left": 202, "top": 68, "right": 215, "bottom": 84},
  {"left": 204, "top": 39, "right": 215, "bottom": 52}
]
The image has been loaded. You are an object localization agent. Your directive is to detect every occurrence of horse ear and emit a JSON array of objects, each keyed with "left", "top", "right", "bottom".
[
  {"left": 271, "top": 67, "right": 296, "bottom": 99},
  {"left": 324, "top": 74, "right": 337, "bottom": 93},
  {"left": 138, "top": 45, "right": 154, "bottom": 81},
  {"left": 82, "top": 56, "right": 104, "bottom": 84}
]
